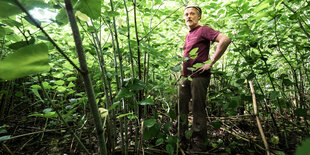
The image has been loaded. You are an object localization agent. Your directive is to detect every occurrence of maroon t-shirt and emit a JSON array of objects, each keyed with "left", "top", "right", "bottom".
[{"left": 182, "top": 25, "right": 220, "bottom": 77}]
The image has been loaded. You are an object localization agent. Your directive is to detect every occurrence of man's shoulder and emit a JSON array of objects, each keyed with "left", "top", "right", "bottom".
[{"left": 200, "top": 25, "right": 214, "bottom": 31}]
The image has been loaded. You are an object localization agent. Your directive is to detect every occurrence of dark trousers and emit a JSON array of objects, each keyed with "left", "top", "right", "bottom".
[{"left": 178, "top": 75, "right": 211, "bottom": 143}]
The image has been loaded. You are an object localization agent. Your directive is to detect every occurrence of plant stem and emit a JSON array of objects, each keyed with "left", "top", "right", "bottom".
[
  {"left": 249, "top": 81, "right": 270, "bottom": 155},
  {"left": 64, "top": 0, "right": 107, "bottom": 154}
]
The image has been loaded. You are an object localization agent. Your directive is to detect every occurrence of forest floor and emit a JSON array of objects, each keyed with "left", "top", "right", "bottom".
[{"left": 1, "top": 102, "right": 309, "bottom": 155}]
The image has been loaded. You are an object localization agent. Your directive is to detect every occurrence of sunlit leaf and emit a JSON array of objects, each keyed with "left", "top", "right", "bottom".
[
  {"left": 193, "top": 63, "right": 204, "bottom": 68},
  {"left": 254, "top": 0, "right": 271, "bottom": 13},
  {"left": 0, "top": 43, "right": 49, "bottom": 80},
  {"left": 75, "top": 0, "right": 101, "bottom": 19},
  {"left": 75, "top": 11, "right": 89, "bottom": 22},
  {"left": 98, "top": 108, "right": 108, "bottom": 118},
  {"left": 138, "top": 98, "right": 154, "bottom": 106},
  {"left": 189, "top": 47, "right": 199, "bottom": 59}
]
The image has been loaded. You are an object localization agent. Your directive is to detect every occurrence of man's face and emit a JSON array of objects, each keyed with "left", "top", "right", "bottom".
[{"left": 184, "top": 8, "right": 200, "bottom": 29}]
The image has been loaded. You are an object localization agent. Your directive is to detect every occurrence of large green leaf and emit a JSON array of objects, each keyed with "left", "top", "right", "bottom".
[
  {"left": 55, "top": 8, "right": 69, "bottom": 25},
  {"left": 144, "top": 118, "right": 156, "bottom": 128},
  {"left": 296, "top": 138, "right": 310, "bottom": 155},
  {"left": 189, "top": 47, "right": 199, "bottom": 59},
  {"left": 0, "top": 43, "right": 50, "bottom": 80},
  {"left": 0, "top": 1, "right": 22, "bottom": 18},
  {"left": 75, "top": 0, "right": 101, "bottom": 19}
]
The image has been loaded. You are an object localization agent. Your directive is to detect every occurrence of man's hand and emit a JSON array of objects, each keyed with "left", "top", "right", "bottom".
[{"left": 197, "top": 62, "right": 213, "bottom": 74}]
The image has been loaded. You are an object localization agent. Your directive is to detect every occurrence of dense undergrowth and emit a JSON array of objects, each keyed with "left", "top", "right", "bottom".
[{"left": 1, "top": 0, "right": 310, "bottom": 154}]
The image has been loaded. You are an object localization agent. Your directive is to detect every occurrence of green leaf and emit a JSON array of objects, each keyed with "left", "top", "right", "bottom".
[
  {"left": 105, "top": 11, "right": 120, "bottom": 17},
  {"left": 254, "top": 0, "right": 271, "bottom": 13},
  {"left": 9, "top": 37, "right": 35, "bottom": 50},
  {"left": 2, "top": 19, "right": 22, "bottom": 27},
  {"left": 143, "top": 122, "right": 161, "bottom": 140},
  {"left": 116, "top": 112, "right": 133, "bottom": 119},
  {"left": 57, "top": 86, "right": 66, "bottom": 92},
  {"left": 183, "top": 57, "right": 189, "bottom": 62},
  {"left": 211, "top": 122, "right": 222, "bottom": 129},
  {"left": 144, "top": 118, "right": 156, "bottom": 128},
  {"left": 55, "top": 80, "right": 65, "bottom": 86},
  {"left": 0, "top": 43, "right": 50, "bottom": 80},
  {"left": 75, "top": 11, "right": 89, "bottom": 22},
  {"left": 24, "top": 16, "right": 41, "bottom": 26},
  {"left": 0, "top": 135, "right": 11, "bottom": 142},
  {"left": 185, "top": 130, "right": 193, "bottom": 140},
  {"left": 166, "top": 144, "right": 174, "bottom": 155},
  {"left": 67, "top": 77, "right": 77, "bottom": 81},
  {"left": 43, "top": 108, "right": 53, "bottom": 113},
  {"left": 75, "top": 0, "right": 101, "bottom": 20},
  {"left": 189, "top": 48, "right": 199, "bottom": 59},
  {"left": 0, "top": 1, "right": 22, "bottom": 18},
  {"left": 108, "top": 101, "right": 120, "bottom": 111},
  {"left": 166, "top": 136, "right": 177, "bottom": 146},
  {"left": 187, "top": 67, "right": 196, "bottom": 71},
  {"left": 116, "top": 88, "right": 134, "bottom": 98},
  {"left": 31, "top": 89, "right": 44, "bottom": 102},
  {"left": 128, "top": 79, "right": 145, "bottom": 91},
  {"left": 29, "top": 112, "right": 57, "bottom": 118},
  {"left": 55, "top": 8, "right": 68, "bottom": 25},
  {"left": 138, "top": 98, "right": 154, "bottom": 106},
  {"left": 193, "top": 63, "right": 204, "bottom": 68},
  {"left": 170, "top": 65, "right": 181, "bottom": 72},
  {"left": 156, "top": 138, "right": 164, "bottom": 146},
  {"left": 98, "top": 108, "right": 108, "bottom": 118},
  {"left": 296, "top": 138, "right": 310, "bottom": 155},
  {"left": 0, "top": 129, "right": 7, "bottom": 134}
]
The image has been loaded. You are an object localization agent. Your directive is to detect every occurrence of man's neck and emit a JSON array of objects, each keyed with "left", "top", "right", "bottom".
[{"left": 189, "top": 24, "right": 200, "bottom": 31}]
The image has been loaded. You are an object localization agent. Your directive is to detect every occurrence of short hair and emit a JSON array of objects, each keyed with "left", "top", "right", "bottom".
[{"left": 185, "top": 5, "right": 202, "bottom": 16}]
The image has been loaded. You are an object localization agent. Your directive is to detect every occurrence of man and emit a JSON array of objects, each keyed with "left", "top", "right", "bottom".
[{"left": 179, "top": 5, "right": 231, "bottom": 152}]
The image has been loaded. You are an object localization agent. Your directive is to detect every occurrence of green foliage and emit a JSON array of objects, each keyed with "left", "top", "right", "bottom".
[
  {"left": 189, "top": 47, "right": 199, "bottom": 59},
  {"left": 0, "top": 1, "right": 22, "bottom": 17},
  {"left": 0, "top": 43, "right": 50, "bottom": 80},
  {"left": 295, "top": 138, "right": 310, "bottom": 155},
  {"left": 75, "top": 0, "right": 101, "bottom": 19},
  {"left": 1, "top": 0, "right": 309, "bottom": 154}
]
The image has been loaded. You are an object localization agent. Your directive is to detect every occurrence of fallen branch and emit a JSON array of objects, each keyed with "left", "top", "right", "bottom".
[{"left": 249, "top": 81, "right": 270, "bottom": 155}]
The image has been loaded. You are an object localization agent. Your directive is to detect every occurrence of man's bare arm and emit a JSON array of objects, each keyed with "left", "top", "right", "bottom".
[
  {"left": 211, "top": 33, "right": 231, "bottom": 65},
  {"left": 198, "top": 33, "right": 231, "bottom": 73}
]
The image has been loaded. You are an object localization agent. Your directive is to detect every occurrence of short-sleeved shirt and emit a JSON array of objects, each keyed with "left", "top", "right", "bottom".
[{"left": 182, "top": 25, "right": 220, "bottom": 77}]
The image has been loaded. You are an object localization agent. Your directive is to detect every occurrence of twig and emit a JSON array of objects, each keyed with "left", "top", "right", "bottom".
[
  {"left": 220, "top": 127, "right": 265, "bottom": 151},
  {"left": 249, "top": 81, "right": 270, "bottom": 155},
  {"left": 1, "top": 143, "right": 14, "bottom": 155},
  {"left": 4, "top": 128, "right": 64, "bottom": 141}
]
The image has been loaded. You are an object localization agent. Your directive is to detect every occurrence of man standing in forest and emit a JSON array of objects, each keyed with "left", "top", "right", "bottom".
[{"left": 179, "top": 5, "right": 231, "bottom": 152}]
